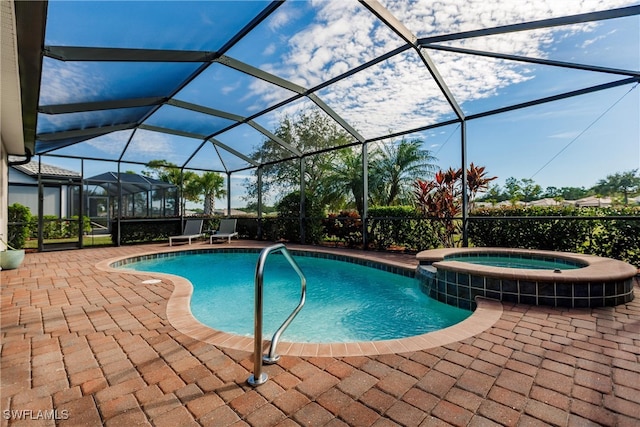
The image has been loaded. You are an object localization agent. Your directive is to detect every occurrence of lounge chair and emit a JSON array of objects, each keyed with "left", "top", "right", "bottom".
[
  {"left": 169, "top": 219, "right": 204, "bottom": 246},
  {"left": 209, "top": 219, "right": 238, "bottom": 244}
]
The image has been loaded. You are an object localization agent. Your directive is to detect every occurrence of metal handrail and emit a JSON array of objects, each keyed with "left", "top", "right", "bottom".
[{"left": 247, "top": 243, "right": 306, "bottom": 387}]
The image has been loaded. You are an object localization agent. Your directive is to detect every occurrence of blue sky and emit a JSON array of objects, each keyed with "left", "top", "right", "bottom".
[{"left": 38, "top": 0, "right": 639, "bottom": 207}]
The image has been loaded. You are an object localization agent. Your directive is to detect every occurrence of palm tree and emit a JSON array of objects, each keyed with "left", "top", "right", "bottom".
[
  {"left": 143, "top": 160, "right": 200, "bottom": 214},
  {"left": 370, "top": 138, "right": 437, "bottom": 206},
  {"left": 327, "top": 148, "right": 367, "bottom": 215},
  {"left": 198, "top": 172, "right": 226, "bottom": 215}
]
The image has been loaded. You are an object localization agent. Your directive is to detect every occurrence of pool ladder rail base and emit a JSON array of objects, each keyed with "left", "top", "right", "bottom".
[{"left": 248, "top": 243, "right": 306, "bottom": 387}]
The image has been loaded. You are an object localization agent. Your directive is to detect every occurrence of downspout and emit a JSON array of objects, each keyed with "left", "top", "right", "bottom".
[{"left": 7, "top": 148, "right": 32, "bottom": 166}]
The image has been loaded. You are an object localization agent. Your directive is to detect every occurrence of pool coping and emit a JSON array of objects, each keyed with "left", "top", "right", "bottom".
[{"left": 96, "top": 243, "right": 503, "bottom": 357}]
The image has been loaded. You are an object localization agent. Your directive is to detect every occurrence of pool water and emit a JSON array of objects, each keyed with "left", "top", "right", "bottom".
[
  {"left": 445, "top": 255, "right": 583, "bottom": 270},
  {"left": 127, "top": 251, "right": 471, "bottom": 343}
]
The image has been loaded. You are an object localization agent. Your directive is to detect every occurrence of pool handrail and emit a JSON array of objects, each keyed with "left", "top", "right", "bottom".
[{"left": 248, "top": 243, "right": 307, "bottom": 387}]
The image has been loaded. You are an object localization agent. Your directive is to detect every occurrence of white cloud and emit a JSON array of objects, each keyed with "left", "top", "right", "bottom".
[
  {"left": 39, "top": 60, "right": 104, "bottom": 105},
  {"left": 249, "top": 0, "right": 635, "bottom": 139}
]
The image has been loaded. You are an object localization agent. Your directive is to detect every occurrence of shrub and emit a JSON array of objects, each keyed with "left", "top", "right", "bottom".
[
  {"left": 468, "top": 206, "right": 640, "bottom": 267},
  {"left": 275, "top": 191, "right": 324, "bottom": 244},
  {"left": 588, "top": 206, "right": 640, "bottom": 267},
  {"left": 323, "top": 211, "right": 362, "bottom": 248},
  {"left": 7, "top": 203, "right": 32, "bottom": 249},
  {"left": 111, "top": 218, "right": 182, "bottom": 244},
  {"left": 468, "top": 206, "right": 591, "bottom": 252},
  {"left": 368, "top": 206, "right": 439, "bottom": 252}
]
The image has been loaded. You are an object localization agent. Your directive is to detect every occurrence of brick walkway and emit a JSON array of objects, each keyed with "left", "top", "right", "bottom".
[{"left": 1, "top": 243, "right": 638, "bottom": 426}]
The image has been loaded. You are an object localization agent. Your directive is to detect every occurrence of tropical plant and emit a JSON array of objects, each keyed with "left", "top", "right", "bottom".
[
  {"left": 466, "top": 162, "right": 497, "bottom": 209},
  {"left": 414, "top": 168, "right": 462, "bottom": 247},
  {"left": 143, "top": 160, "right": 204, "bottom": 213},
  {"left": 370, "top": 137, "right": 438, "bottom": 206},
  {"left": 198, "top": 172, "right": 226, "bottom": 215},
  {"left": 327, "top": 147, "right": 369, "bottom": 215},
  {"left": 414, "top": 164, "right": 496, "bottom": 247}
]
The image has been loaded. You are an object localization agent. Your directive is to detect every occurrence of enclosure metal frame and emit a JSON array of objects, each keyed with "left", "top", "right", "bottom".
[{"left": 11, "top": 1, "right": 640, "bottom": 247}]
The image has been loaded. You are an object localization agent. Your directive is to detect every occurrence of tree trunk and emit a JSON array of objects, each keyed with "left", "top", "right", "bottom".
[{"left": 204, "top": 193, "right": 216, "bottom": 215}]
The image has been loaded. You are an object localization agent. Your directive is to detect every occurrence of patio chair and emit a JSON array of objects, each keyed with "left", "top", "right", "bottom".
[
  {"left": 169, "top": 219, "right": 204, "bottom": 246},
  {"left": 209, "top": 219, "right": 239, "bottom": 244}
]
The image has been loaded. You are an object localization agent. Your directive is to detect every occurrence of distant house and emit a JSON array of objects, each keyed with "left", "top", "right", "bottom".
[
  {"left": 574, "top": 196, "right": 612, "bottom": 207},
  {"left": 8, "top": 160, "right": 81, "bottom": 217},
  {"left": 84, "top": 172, "right": 178, "bottom": 227}
]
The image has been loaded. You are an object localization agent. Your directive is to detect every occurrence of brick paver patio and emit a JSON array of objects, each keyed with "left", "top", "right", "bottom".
[{"left": 1, "top": 242, "right": 638, "bottom": 426}]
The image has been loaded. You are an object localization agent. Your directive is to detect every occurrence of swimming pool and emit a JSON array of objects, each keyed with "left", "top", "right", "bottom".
[{"left": 122, "top": 249, "right": 471, "bottom": 343}]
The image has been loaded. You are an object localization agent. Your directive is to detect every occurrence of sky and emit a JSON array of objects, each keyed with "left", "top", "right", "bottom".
[{"left": 36, "top": 0, "right": 640, "bottom": 208}]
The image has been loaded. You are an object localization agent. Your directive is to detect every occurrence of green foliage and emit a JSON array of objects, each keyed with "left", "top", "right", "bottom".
[
  {"left": 367, "top": 206, "right": 439, "bottom": 252},
  {"left": 111, "top": 218, "right": 183, "bottom": 244},
  {"left": 468, "top": 206, "right": 640, "bottom": 266},
  {"left": 323, "top": 211, "right": 362, "bottom": 248},
  {"left": 468, "top": 206, "right": 591, "bottom": 251},
  {"left": 247, "top": 113, "right": 437, "bottom": 214},
  {"left": 246, "top": 111, "right": 350, "bottom": 206},
  {"left": 587, "top": 206, "right": 640, "bottom": 266},
  {"left": 370, "top": 138, "right": 438, "bottom": 206},
  {"left": 592, "top": 169, "right": 640, "bottom": 204},
  {"left": 7, "top": 203, "right": 32, "bottom": 249},
  {"left": 67, "top": 216, "right": 93, "bottom": 237},
  {"left": 275, "top": 191, "right": 325, "bottom": 244},
  {"left": 39, "top": 215, "right": 92, "bottom": 239}
]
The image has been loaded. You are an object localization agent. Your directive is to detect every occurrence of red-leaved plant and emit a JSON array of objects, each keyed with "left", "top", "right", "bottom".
[{"left": 414, "top": 163, "right": 496, "bottom": 247}]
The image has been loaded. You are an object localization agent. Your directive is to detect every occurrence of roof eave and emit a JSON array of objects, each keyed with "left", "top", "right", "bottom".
[{"left": 13, "top": 0, "right": 47, "bottom": 156}]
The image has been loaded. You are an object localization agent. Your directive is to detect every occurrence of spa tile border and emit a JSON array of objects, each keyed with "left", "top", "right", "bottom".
[
  {"left": 416, "top": 247, "right": 637, "bottom": 309},
  {"left": 97, "top": 243, "right": 503, "bottom": 357}
]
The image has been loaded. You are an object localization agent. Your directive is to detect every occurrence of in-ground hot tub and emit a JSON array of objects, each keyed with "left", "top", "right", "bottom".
[{"left": 416, "top": 248, "right": 637, "bottom": 309}]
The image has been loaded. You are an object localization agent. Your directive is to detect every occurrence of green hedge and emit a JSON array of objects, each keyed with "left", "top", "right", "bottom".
[
  {"left": 274, "top": 191, "right": 324, "bottom": 244},
  {"left": 7, "top": 203, "right": 32, "bottom": 249},
  {"left": 111, "top": 217, "right": 262, "bottom": 244},
  {"left": 323, "top": 211, "right": 362, "bottom": 248},
  {"left": 468, "top": 206, "right": 640, "bottom": 267},
  {"left": 37, "top": 215, "right": 92, "bottom": 239},
  {"left": 111, "top": 218, "right": 182, "bottom": 244},
  {"left": 367, "top": 206, "right": 440, "bottom": 252}
]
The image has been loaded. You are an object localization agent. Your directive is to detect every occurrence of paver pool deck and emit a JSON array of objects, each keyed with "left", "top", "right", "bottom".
[{"left": 1, "top": 241, "right": 638, "bottom": 426}]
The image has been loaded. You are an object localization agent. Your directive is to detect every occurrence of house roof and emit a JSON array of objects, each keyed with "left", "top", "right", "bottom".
[
  {"left": 84, "top": 172, "right": 175, "bottom": 196},
  {"left": 10, "top": 159, "right": 80, "bottom": 178}
]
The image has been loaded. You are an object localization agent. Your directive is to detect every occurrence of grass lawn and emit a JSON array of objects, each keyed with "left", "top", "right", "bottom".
[{"left": 24, "top": 235, "right": 113, "bottom": 249}]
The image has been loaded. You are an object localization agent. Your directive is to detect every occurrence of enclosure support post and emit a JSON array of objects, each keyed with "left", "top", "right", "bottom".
[
  {"left": 362, "top": 142, "right": 369, "bottom": 250},
  {"left": 79, "top": 159, "right": 84, "bottom": 249},
  {"left": 257, "top": 167, "right": 263, "bottom": 240},
  {"left": 37, "top": 156, "right": 43, "bottom": 252},
  {"left": 116, "top": 162, "right": 122, "bottom": 247},
  {"left": 299, "top": 157, "right": 306, "bottom": 245},
  {"left": 226, "top": 171, "right": 232, "bottom": 218},
  {"left": 461, "top": 120, "right": 469, "bottom": 247}
]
